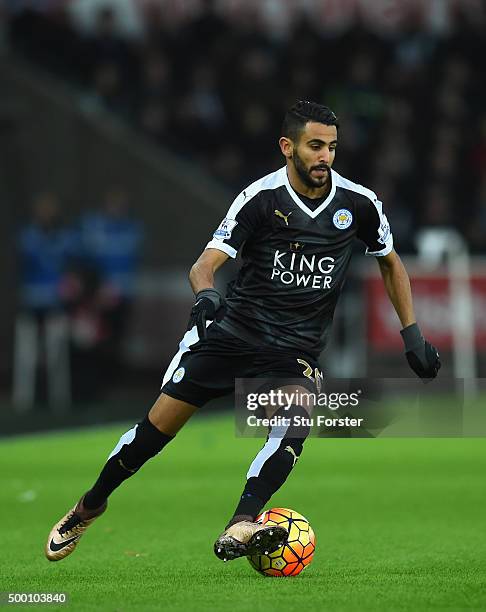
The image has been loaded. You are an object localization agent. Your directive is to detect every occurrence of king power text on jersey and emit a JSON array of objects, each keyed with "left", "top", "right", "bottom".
[{"left": 270, "top": 250, "right": 336, "bottom": 289}]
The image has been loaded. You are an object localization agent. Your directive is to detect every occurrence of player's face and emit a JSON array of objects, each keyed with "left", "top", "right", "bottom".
[{"left": 291, "top": 122, "right": 337, "bottom": 189}]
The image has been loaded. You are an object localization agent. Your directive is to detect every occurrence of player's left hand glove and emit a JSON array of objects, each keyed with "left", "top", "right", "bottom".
[
  {"left": 187, "top": 288, "right": 226, "bottom": 340},
  {"left": 400, "top": 322, "right": 441, "bottom": 382}
]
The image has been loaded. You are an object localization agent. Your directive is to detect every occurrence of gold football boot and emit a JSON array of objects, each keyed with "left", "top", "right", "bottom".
[
  {"left": 45, "top": 495, "right": 107, "bottom": 561},
  {"left": 214, "top": 520, "right": 288, "bottom": 561}
]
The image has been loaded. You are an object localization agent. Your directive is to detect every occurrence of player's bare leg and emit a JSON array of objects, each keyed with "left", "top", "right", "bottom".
[
  {"left": 45, "top": 394, "right": 197, "bottom": 561},
  {"left": 214, "top": 386, "right": 313, "bottom": 561},
  {"left": 147, "top": 393, "right": 198, "bottom": 435}
]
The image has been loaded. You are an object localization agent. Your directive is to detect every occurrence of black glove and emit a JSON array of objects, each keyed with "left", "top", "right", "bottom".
[
  {"left": 187, "top": 288, "right": 225, "bottom": 340},
  {"left": 400, "top": 323, "right": 441, "bottom": 382}
]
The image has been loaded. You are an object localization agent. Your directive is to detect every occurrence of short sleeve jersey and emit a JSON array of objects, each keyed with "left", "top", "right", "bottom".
[{"left": 205, "top": 166, "right": 393, "bottom": 356}]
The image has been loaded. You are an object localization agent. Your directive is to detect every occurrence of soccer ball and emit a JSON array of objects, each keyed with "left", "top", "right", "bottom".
[{"left": 248, "top": 508, "right": 315, "bottom": 577}]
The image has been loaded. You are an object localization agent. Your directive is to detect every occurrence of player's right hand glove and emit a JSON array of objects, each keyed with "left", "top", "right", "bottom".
[
  {"left": 187, "top": 288, "right": 226, "bottom": 340},
  {"left": 400, "top": 322, "right": 441, "bottom": 382}
]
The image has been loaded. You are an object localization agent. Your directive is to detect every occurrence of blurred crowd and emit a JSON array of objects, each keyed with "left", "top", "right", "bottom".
[
  {"left": 16, "top": 188, "right": 143, "bottom": 402},
  {"left": 5, "top": 0, "right": 486, "bottom": 253}
]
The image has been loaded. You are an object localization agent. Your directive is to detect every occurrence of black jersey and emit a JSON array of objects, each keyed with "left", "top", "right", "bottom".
[{"left": 205, "top": 166, "right": 393, "bottom": 357}]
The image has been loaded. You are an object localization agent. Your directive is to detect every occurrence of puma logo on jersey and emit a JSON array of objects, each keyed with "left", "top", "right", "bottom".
[
  {"left": 274, "top": 209, "right": 292, "bottom": 225},
  {"left": 285, "top": 445, "right": 299, "bottom": 467}
]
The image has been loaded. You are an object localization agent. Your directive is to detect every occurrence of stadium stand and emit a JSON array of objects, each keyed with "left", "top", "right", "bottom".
[{"left": 5, "top": 0, "right": 486, "bottom": 254}]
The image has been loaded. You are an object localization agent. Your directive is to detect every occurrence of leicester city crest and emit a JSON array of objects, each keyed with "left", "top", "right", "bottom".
[
  {"left": 333, "top": 208, "right": 353, "bottom": 230},
  {"left": 172, "top": 367, "right": 185, "bottom": 383}
]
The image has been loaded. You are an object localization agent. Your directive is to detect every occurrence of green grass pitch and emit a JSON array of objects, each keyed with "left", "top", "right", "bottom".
[{"left": 1, "top": 413, "right": 485, "bottom": 611}]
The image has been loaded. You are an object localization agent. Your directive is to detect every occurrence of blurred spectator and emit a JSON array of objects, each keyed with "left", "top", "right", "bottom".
[
  {"left": 86, "top": 5, "right": 132, "bottom": 72},
  {"left": 182, "top": 0, "right": 228, "bottom": 59},
  {"left": 18, "top": 192, "right": 78, "bottom": 315},
  {"left": 420, "top": 184, "right": 453, "bottom": 229},
  {"left": 61, "top": 263, "right": 109, "bottom": 402},
  {"left": 175, "top": 63, "right": 227, "bottom": 158},
  {"left": 14, "top": 192, "right": 78, "bottom": 409},
  {"left": 55, "top": 186, "right": 143, "bottom": 400},
  {"left": 78, "top": 186, "right": 143, "bottom": 374},
  {"left": 89, "top": 60, "right": 125, "bottom": 114},
  {"left": 138, "top": 100, "right": 170, "bottom": 145},
  {"left": 79, "top": 186, "right": 143, "bottom": 304},
  {"left": 136, "top": 51, "right": 172, "bottom": 144},
  {"left": 142, "top": 3, "right": 177, "bottom": 54},
  {"left": 69, "top": 0, "right": 143, "bottom": 40},
  {"left": 138, "top": 51, "right": 171, "bottom": 104},
  {"left": 210, "top": 145, "right": 246, "bottom": 190}
]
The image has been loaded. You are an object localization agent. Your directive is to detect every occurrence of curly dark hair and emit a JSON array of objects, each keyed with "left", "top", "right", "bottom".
[{"left": 281, "top": 101, "right": 339, "bottom": 142}]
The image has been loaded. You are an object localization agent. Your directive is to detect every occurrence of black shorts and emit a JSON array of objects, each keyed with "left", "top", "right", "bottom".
[{"left": 161, "top": 322, "right": 322, "bottom": 408}]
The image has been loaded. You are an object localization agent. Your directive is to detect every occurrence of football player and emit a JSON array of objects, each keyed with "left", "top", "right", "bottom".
[{"left": 45, "top": 101, "right": 440, "bottom": 562}]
